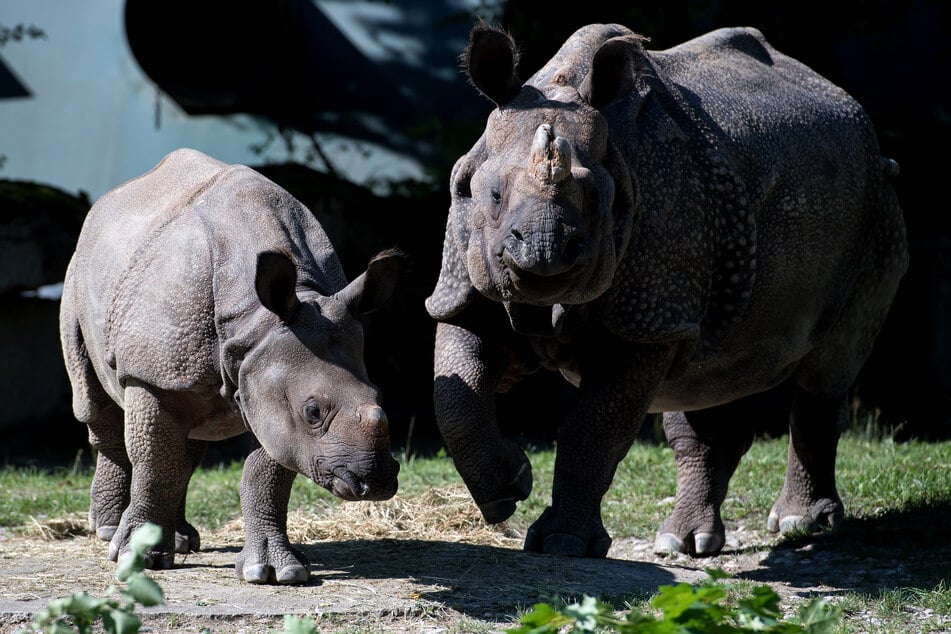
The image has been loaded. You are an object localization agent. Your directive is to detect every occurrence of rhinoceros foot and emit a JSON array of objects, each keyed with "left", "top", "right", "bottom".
[
  {"left": 653, "top": 529, "right": 724, "bottom": 557},
  {"left": 94, "top": 524, "right": 118, "bottom": 542},
  {"left": 653, "top": 500, "right": 727, "bottom": 557},
  {"left": 236, "top": 534, "right": 309, "bottom": 585},
  {"left": 88, "top": 481, "right": 127, "bottom": 543},
  {"left": 523, "top": 507, "right": 612, "bottom": 558},
  {"left": 175, "top": 521, "right": 201, "bottom": 554},
  {"left": 476, "top": 462, "right": 533, "bottom": 524},
  {"left": 766, "top": 494, "right": 843, "bottom": 535},
  {"left": 109, "top": 528, "right": 175, "bottom": 570}
]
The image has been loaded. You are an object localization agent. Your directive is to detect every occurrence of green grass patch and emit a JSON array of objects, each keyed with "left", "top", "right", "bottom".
[
  {"left": 3, "top": 433, "right": 949, "bottom": 540},
  {"left": 0, "top": 465, "right": 92, "bottom": 527},
  {"left": 3, "top": 431, "right": 949, "bottom": 633},
  {"left": 836, "top": 580, "right": 951, "bottom": 633}
]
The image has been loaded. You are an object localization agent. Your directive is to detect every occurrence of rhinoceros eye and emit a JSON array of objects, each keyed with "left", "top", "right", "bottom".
[
  {"left": 303, "top": 401, "right": 322, "bottom": 426},
  {"left": 490, "top": 187, "right": 502, "bottom": 204}
]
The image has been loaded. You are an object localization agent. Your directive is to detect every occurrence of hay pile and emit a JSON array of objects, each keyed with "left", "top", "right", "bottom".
[
  {"left": 220, "top": 484, "right": 523, "bottom": 548},
  {"left": 17, "top": 485, "right": 523, "bottom": 550},
  {"left": 21, "top": 512, "right": 90, "bottom": 541}
]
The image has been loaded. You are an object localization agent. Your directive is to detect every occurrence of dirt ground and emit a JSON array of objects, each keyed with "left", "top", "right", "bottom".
[{"left": 1, "top": 485, "right": 949, "bottom": 633}]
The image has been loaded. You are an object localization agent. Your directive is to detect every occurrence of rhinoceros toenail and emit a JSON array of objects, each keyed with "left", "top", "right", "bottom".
[
  {"left": 694, "top": 532, "right": 724, "bottom": 555},
  {"left": 478, "top": 498, "right": 517, "bottom": 524},
  {"left": 653, "top": 533, "right": 687, "bottom": 555}
]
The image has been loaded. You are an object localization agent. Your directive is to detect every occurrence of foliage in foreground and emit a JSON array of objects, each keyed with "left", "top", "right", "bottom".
[
  {"left": 507, "top": 569, "right": 842, "bottom": 634},
  {"left": 18, "top": 523, "right": 165, "bottom": 634}
]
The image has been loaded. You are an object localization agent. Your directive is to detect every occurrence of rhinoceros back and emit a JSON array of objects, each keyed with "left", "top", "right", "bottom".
[
  {"left": 595, "top": 27, "right": 900, "bottom": 356},
  {"left": 65, "top": 148, "right": 346, "bottom": 401}
]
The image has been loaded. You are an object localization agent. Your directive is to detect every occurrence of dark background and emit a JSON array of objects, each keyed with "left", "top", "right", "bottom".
[{"left": 1, "top": 0, "right": 948, "bottom": 466}]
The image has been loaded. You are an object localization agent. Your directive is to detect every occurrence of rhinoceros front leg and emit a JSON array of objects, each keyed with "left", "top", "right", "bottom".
[
  {"left": 653, "top": 407, "right": 755, "bottom": 556},
  {"left": 236, "top": 439, "right": 308, "bottom": 584},
  {"left": 525, "top": 341, "right": 676, "bottom": 557},
  {"left": 767, "top": 388, "right": 844, "bottom": 534},
  {"left": 109, "top": 382, "right": 192, "bottom": 569},
  {"left": 434, "top": 321, "right": 533, "bottom": 524}
]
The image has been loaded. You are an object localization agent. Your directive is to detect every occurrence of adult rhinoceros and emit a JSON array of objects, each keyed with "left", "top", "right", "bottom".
[{"left": 426, "top": 23, "right": 908, "bottom": 557}]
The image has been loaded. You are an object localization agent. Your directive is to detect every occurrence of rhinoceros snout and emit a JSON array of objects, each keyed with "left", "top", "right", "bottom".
[
  {"left": 331, "top": 455, "right": 400, "bottom": 501},
  {"left": 502, "top": 227, "right": 585, "bottom": 278}
]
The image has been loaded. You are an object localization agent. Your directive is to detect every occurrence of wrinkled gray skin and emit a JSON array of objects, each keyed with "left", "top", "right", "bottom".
[
  {"left": 60, "top": 148, "right": 403, "bottom": 583},
  {"left": 426, "top": 24, "right": 908, "bottom": 558}
]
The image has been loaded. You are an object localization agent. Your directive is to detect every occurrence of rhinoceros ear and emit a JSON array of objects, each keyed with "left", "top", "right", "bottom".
[
  {"left": 256, "top": 251, "right": 301, "bottom": 323},
  {"left": 337, "top": 248, "right": 407, "bottom": 317},
  {"left": 463, "top": 22, "right": 522, "bottom": 106},
  {"left": 579, "top": 35, "right": 645, "bottom": 110}
]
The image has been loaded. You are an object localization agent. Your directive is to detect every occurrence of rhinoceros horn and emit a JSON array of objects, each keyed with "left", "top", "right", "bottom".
[{"left": 530, "top": 124, "right": 572, "bottom": 184}]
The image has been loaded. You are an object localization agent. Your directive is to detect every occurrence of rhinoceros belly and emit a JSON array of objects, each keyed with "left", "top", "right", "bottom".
[
  {"left": 188, "top": 410, "right": 247, "bottom": 441},
  {"left": 647, "top": 313, "right": 815, "bottom": 412}
]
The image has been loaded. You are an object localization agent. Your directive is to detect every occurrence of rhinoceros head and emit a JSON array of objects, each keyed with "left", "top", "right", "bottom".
[
  {"left": 232, "top": 250, "right": 403, "bottom": 501},
  {"left": 426, "top": 24, "right": 641, "bottom": 318}
]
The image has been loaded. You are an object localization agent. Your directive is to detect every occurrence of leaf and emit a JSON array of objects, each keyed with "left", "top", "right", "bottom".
[
  {"left": 798, "top": 597, "right": 843, "bottom": 634},
  {"left": 562, "top": 596, "right": 605, "bottom": 631},
  {"left": 744, "top": 586, "right": 782, "bottom": 616},
  {"left": 128, "top": 523, "right": 163, "bottom": 556},
  {"left": 47, "top": 592, "right": 112, "bottom": 633},
  {"left": 125, "top": 573, "right": 165, "bottom": 607},
  {"left": 102, "top": 608, "right": 142, "bottom": 634},
  {"left": 652, "top": 582, "right": 728, "bottom": 624},
  {"left": 507, "top": 602, "right": 570, "bottom": 633},
  {"left": 115, "top": 552, "right": 144, "bottom": 583},
  {"left": 279, "top": 614, "right": 319, "bottom": 634},
  {"left": 704, "top": 567, "right": 734, "bottom": 581},
  {"left": 651, "top": 583, "right": 698, "bottom": 617},
  {"left": 47, "top": 621, "right": 78, "bottom": 634},
  {"left": 618, "top": 616, "right": 677, "bottom": 634}
]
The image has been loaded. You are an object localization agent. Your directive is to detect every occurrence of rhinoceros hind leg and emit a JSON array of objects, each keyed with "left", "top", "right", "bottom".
[
  {"left": 174, "top": 439, "right": 207, "bottom": 553},
  {"left": 654, "top": 404, "right": 757, "bottom": 557},
  {"left": 107, "top": 382, "right": 193, "bottom": 570},
  {"left": 767, "top": 388, "right": 844, "bottom": 535},
  {"left": 62, "top": 312, "right": 131, "bottom": 541},
  {"left": 86, "top": 407, "right": 130, "bottom": 542}
]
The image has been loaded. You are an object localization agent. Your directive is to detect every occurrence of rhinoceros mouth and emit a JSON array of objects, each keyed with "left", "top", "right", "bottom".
[
  {"left": 325, "top": 463, "right": 399, "bottom": 502},
  {"left": 502, "top": 266, "right": 585, "bottom": 305}
]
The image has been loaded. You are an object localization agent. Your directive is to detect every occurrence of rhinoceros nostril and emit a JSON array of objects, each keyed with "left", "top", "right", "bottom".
[
  {"left": 563, "top": 236, "right": 585, "bottom": 266},
  {"left": 510, "top": 227, "right": 525, "bottom": 243}
]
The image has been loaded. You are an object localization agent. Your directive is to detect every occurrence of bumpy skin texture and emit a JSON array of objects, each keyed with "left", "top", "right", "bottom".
[
  {"left": 60, "top": 148, "right": 403, "bottom": 582},
  {"left": 427, "top": 24, "right": 909, "bottom": 558}
]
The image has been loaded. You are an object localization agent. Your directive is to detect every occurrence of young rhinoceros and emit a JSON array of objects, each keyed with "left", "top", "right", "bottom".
[
  {"left": 427, "top": 24, "right": 908, "bottom": 558},
  {"left": 60, "top": 148, "right": 403, "bottom": 583}
]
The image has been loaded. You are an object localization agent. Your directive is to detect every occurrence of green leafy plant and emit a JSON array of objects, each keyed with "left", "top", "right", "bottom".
[
  {"left": 275, "top": 614, "right": 319, "bottom": 634},
  {"left": 508, "top": 568, "right": 842, "bottom": 633},
  {"left": 19, "top": 523, "right": 166, "bottom": 634}
]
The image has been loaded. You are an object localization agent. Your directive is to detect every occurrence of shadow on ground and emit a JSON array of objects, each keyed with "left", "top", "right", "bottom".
[
  {"left": 0, "top": 530, "right": 699, "bottom": 632},
  {"left": 736, "top": 500, "right": 951, "bottom": 598}
]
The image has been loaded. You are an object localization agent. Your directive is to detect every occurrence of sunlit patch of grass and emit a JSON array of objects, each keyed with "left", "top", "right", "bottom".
[
  {"left": 0, "top": 465, "right": 92, "bottom": 527},
  {"left": 837, "top": 580, "right": 951, "bottom": 633}
]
